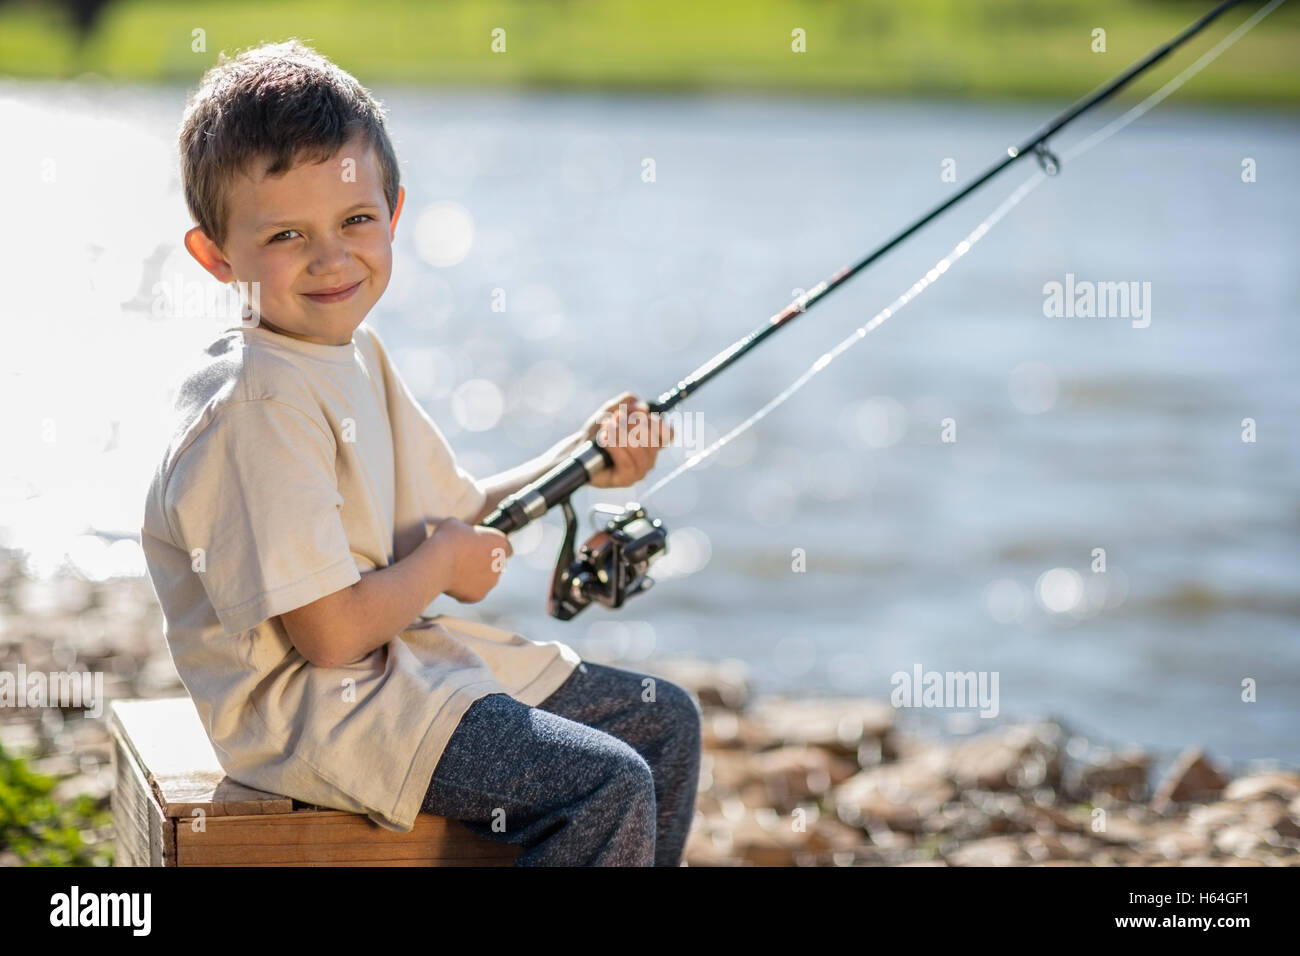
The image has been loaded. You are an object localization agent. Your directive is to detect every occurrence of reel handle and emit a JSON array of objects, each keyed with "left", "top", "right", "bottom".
[{"left": 480, "top": 439, "right": 613, "bottom": 534}]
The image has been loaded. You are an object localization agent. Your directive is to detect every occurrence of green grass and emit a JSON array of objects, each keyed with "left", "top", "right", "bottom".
[
  {"left": 0, "top": 741, "right": 113, "bottom": 867},
  {"left": 0, "top": 0, "right": 1297, "bottom": 104}
]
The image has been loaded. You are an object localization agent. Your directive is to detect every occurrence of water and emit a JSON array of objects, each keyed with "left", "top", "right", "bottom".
[{"left": 0, "top": 81, "right": 1296, "bottom": 767}]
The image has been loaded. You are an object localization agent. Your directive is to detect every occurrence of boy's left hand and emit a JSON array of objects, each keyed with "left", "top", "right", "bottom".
[{"left": 573, "top": 391, "right": 674, "bottom": 489}]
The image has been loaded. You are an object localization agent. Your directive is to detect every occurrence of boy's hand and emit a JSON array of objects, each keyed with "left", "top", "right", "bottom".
[
  {"left": 575, "top": 391, "right": 674, "bottom": 489},
  {"left": 430, "top": 518, "right": 512, "bottom": 603}
]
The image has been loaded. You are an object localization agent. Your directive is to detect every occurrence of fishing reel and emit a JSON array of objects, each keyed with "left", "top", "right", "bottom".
[{"left": 548, "top": 499, "right": 669, "bottom": 620}]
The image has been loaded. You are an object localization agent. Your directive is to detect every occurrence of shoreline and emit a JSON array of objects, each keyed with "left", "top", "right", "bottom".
[{"left": 0, "top": 562, "right": 1295, "bottom": 866}]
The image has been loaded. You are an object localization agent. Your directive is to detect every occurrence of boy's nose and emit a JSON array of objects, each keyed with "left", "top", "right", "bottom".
[{"left": 307, "top": 235, "right": 354, "bottom": 273}]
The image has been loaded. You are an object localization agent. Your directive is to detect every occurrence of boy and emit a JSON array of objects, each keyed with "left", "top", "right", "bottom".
[{"left": 139, "top": 39, "right": 701, "bottom": 866}]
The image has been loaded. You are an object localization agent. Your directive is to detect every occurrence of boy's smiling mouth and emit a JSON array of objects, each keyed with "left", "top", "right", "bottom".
[{"left": 301, "top": 278, "right": 364, "bottom": 304}]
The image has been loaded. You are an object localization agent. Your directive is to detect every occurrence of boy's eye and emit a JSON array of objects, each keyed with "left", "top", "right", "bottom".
[{"left": 267, "top": 215, "right": 373, "bottom": 243}]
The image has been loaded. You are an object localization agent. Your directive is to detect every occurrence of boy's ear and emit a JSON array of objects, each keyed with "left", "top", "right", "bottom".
[
  {"left": 390, "top": 186, "right": 405, "bottom": 240},
  {"left": 184, "top": 227, "right": 236, "bottom": 283}
]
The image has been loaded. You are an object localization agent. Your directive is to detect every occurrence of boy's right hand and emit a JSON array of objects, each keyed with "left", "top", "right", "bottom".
[{"left": 430, "top": 518, "right": 512, "bottom": 604}]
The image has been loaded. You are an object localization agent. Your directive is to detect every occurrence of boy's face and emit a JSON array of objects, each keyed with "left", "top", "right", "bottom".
[{"left": 184, "top": 130, "right": 404, "bottom": 346}]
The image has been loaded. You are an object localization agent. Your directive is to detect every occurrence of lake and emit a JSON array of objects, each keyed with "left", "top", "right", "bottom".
[{"left": 1, "top": 81, "right": 1296, "bottom": 769}]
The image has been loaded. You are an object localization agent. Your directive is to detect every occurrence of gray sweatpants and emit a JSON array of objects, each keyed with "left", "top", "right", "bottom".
[{"left": 419, "top": 659, "right": 703, "bottom": 866}]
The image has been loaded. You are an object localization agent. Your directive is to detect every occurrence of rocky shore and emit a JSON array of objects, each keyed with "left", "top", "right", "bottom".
[
  {"left": 1, "top": 557, "right": 1297, "bottom": 866},
  {"left": 651, "top": 658, "right": 1300, "bottom": 866}
]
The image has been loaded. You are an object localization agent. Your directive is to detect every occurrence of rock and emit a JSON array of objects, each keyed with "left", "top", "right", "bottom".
[
  {"left": 1090, "top": 847, "right": 1140, "bottom": 865},
  {"left": 1185, "top": 801, "right": 1244, "bottom": 832},
  {"left": 1023, "top": 801, "right": 1091, "bottom": 834},
  {"left": 921, "top": 800, "right": 992, "bottom": 840},
  {"left": 1089, "top": 812, "right": 1148, "bottom": 847},
  {"left": 1151, "top": 748, "right": 1228, "bottom": 813},
  {"left": 683, "top": 815, "right": 744, "bottom": 867},
  {"left": 693, "top": 790, "right": 724, "bottom": 819},
  {"left": 649, "top": 657, "right": 751, "bottom": 711},
  {"left": 1021, "top": 832, "right": 1072, "bottom": 862},
  {"left": 863, "top": 821, "right": 915, "bottom": 851},
  {"left": 833, "top": 749, "right": 954, "bottom": 833},
  {"left": 891, "top": 733, "right": 947, "bottom": 761},
  {"left": 957, "top": 790, "right": 1035, "bottom": 837},
  {"left": 946, "top": 723, "right": 1063, "bottom": 791},
  {"left": 1058, "top": 832, "right": 1100, "bottom": 858},
  {"left": 1223, "top": 771, "right": 1300, "bottom": 804},
  {"left": 1034, "top": 860, "right": 1093, "bottom": 867},
  {"left": 1144, "top": 825, "right": 1212, "bottom": 861},
  {"left": 700, "top": 710, "right": 770, "bottom": 751},
  {"left": 1213, "top": 825, "right": 1265, "bottom": 857},
  {"left": 747, "top": 696, "right": 893, "bottom": 758},
  {"left": 806, "top": 814, "right": 872, "bottom": 855},
  {"left": 751, "top": 745, "right": 859, "bottom": 810},
  {"left": 1071, "top": 750, "right": 1151, "bottom": 803},
  {"left": 695, "top": 806, "right": 826, "bottom": 866},
  {"left": 947, "top": 836, "right": 1029, "bottom": 866},
  {"left": 963, "top": 788, "right": 1027, "bottom": 817},
  {"left": 736, "top": 780, "right": 770, "bottom": 811},
  {"left": 699, "top": 749, "right": 755, "bottom": 795},
  {"left": 1240, "top": 800, "right": 1300, "bottom": 840}
]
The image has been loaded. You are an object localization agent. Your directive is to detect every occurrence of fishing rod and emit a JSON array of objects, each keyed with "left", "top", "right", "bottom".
[{"left": 479, "top": 0, "right": 1271, "bottom": 621}]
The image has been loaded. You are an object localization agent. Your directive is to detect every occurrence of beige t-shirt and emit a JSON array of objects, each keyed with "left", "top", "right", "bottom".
[{"left": 139, "top": 320, "right": 580, "bottom": 833}]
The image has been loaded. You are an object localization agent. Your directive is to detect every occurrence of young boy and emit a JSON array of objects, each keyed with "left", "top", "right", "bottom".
[{"left": 139, "top": 39, "right": 701, "bottom": 866}]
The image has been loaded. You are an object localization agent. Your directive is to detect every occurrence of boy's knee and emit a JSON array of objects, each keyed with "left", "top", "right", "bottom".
[
  {"left": 604, "top": 743, "right": 655, "bottom": 801},
  {"left": 654, "top": 678, "right": 703, "bottom": 745},
  {"left": 598, "top": 747, "right": 656, "bottom": 865}
]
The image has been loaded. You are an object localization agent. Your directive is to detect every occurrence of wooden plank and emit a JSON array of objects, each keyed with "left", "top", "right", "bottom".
[
  {"left": 110, "top": 730, "right": 171, "bottom": 866},
  {"left": 163, "top": 816, "right": 177, "bottom": 866},
  {"left": 177, "top": 811, "right": 518, "bottom": 866},
  {"left": 179, "top": 841, "right": 518, "bottom": 865},
  {"left": 111, "top": 731, "right": 151, "bottom": 866},
  {"left": 178, "top": 810, "right": 496, "bottom": 845},
  {"left": 110, "top": 698, "right": 292, "bottom": 818}
]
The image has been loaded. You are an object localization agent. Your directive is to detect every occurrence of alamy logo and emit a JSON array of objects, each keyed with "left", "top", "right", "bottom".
[
  {"left": 1042, "top": 272, "right": 1151, "bottom": 328},
  {"left": 0, "top": 665, "right": 104, "bottom": 719},
  {"left": 890, "top": 663, "right": 1000, "bottom": 718},
  {"left": 49, "top": 886, "right": 151, "bottom": 935},
  {"left": 151, "top": 275, "right": 261, "bottom": 324}
]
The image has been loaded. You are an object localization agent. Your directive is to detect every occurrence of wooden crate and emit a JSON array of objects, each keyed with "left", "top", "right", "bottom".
[{"left": 109, "top": 697, "right": 519, "bottom": 866}]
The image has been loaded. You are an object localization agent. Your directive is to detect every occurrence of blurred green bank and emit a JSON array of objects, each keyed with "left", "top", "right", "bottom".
[{"left": 0, "top": 0, "right": 1297, "bottom": 104}]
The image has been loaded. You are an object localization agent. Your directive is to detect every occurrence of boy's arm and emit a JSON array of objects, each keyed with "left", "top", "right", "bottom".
[
  {"left": 279, "top": 519, "right": 511, "bottom": 668},
  {"left": 278, "top": 527, "right": 459, "bottom": 668},
  {"left": 467, "top": 391, "right": 675, "bottom": 523},
  {"left": 467, "top": 429, "right": 585, "bottom": 525}
]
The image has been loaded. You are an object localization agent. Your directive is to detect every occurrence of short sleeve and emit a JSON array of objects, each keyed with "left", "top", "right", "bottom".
[
  {"left": 412, "top": 410, "right": 487, "bottom": 524},
  {"left": 363, "top": 324, "right": 487, "bottom": 525},
  {"left": 164, "top": 400, "right": 361, "bottom": 635}
]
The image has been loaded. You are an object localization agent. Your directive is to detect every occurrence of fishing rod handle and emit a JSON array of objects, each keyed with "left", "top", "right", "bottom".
[{"left": 480, "top": 439, "right": 613, "bottom": 534}]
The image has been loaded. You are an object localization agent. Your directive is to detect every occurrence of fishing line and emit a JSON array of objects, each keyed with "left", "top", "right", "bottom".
[
  {"left": 637, "top": 0, "right": 1286, "bottom": 506},
  {"left": 481, "top": 0, "right": 1285, "bottom": 620}
]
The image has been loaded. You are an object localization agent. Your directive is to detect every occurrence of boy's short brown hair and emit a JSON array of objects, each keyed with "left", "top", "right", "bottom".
[{"left": 178, "top": 38, "right": 401, "bottom": 250}]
